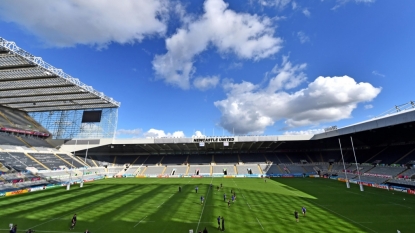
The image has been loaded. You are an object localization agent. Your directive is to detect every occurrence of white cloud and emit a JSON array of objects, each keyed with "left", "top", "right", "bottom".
[
  {"left": 153, "top": 0, "right": 282, "bottom": 89},
  {"left": 116, "top": 128, "right": 142, "bottom": 136},
  {"left": 193, "top": 76, "right": 220, "bottom": 91},
  {"left": 267, "top": 56, "right": 307, "bottom": 92},
  {"left": 0, "top": 0, "right": 168, "bottom": 47},
  {"left": 364, "top": 104, "right": 373, "bottom": 109},
  {"left": 144, "top": 128, "right": 185, "bottom": 138},
  {"left": 292, "top": 1, "right": 298, "bottom": 9},
  {"left": 372, "top": 70, "right": 385, "bottom": 77},
  {"left": 297, "top": 31, "right": 310, "bottom": 44},
  {"left": 332, "top": 0, "right": 375, "bottom": 10},
  {"left": 302, "top": 8, "right": 311, "bottom": 17},
  {"left": 284, "top": 129, "right": 324, "bottom": 135},
  {"left": 192, "top": 131, "right": 206, "bottom": 137},
  {"left": 214, "top": 59, "right": 381, "bottom": 134},
  {"left": 259, "top": 0, "right": 292, "bottom": 9}
]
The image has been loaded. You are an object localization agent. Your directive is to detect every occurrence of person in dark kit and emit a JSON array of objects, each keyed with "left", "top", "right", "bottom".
[
  {"left": 302, "top": 206, "right": 307, "bottom": 216},
  {"left": 217, "top": 216, "right": 221, "bottom": 230},
  {"left": 231, "top": 189, "right": 233, "bottom": 194},
  {"left": 231, "top": 194, "right": 235, "bottom": 203},
  {"left": 11, "top": 224, "right": 17, "bottom": 233},
  {"left": 223, "top": 193, "right": 226, "bottom": 201},
  {"left": 264, "top": 178, "right": 267, "bottom": 183},
  {"left": 227, "top": 199, "right": 231, "bottom": 207},
  {"left": 195, "top": 186, "right": 198, "bottom": 193},
  {"left": 217, "top": 186, "right": 219, "bottom": 191},
  {"left": 84, "top": 230, "right": 90, "bottom": 233},
  {"left": 220, "top": 183, "right": 223, "bottom": 188},
  {"left": 294, "top": 210, "right": 299, "bottom": 222},
  {"left": 201, "top": 195, "right": 204, "bottom": 204},
  {"left": 70, "top": 214, "right": 77, "bottom": 230},
  {"left": 210, "top": 183, "right": 213, "bottom": 188},
  {"left": 203, "top": 227, "right": 208, "bottom": 233},
  {"left": 221, "top": 217, "right": 225, "bottom": 231},
  {"left": 179, "top": 186, "right": 182, "bottom": 192}
]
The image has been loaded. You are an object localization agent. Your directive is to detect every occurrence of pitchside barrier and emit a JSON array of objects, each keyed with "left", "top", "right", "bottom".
[
  {"left": 0, "top": 183, "right": 60, "bottom": 197},
  {"left": 3, "top": 173, "right": 415, "bottom": 198},
  {"left": 324, "top": 175, "right": 415, "bottom": 195}
]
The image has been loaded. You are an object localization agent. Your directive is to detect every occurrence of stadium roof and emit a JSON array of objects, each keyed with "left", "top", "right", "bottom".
[
  {"left": 60, "top": 106, "right": 415, "bottom": 155},
  {"left": 0, "top": 37, "right": 120, "bottom": 112}
]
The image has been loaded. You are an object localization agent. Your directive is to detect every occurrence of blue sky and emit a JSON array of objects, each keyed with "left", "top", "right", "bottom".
[{"left": 0, "top": 0, "right": 414, "bottom": 138}]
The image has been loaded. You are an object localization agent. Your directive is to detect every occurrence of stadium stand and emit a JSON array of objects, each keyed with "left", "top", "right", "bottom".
[
  {"left": 133, "top": 155, "right": 149, "bottom": 165},
  {"left": 165, "top": 166, "right": 188, "bottom": 175},
  {"left": 189, "top": 165, "right": 211, "bottom": 175},
  {"left": 364, "top": 166, "right": 406, "bottom": 177},
  {"left": 236, "top": 165, "right": 261, "bottom": 174},
  {"left": 143, "top": 166, "right": 164, "bottom": 175},
  {"left": 212, "top": 165, "right": 235, "bottom": 175},
  {"left": 264, "top": 164, "right": 283, "bottom": 174},
  {"left": 188, "top": 154, "right": 211, "bottom": 164},
  {"left": 144, "top": 155, "right": 163, "bottom": 165},
  {"left": 0, "top": 152, "right": 41, "bottom": 171},
  {"left": 0, "top": 132, "right": 27, "bottom": 147},
  {"left": 283, "top": 164, "right": 305, "bottom": 174},
  {"left": 162, "top": 154, "right": 187, "bottom": 165},
  {"left": 28, "top": 153, "right": 67, "bottom": 170},
  {"left": 368, "top": 145, "right": 415, "bottom": 164},
  {"left": 239, "top": 154, "right": 266, "bottom": 164},
  {"left": 214, "top": 154, "right": 238, "bottom": 164}
]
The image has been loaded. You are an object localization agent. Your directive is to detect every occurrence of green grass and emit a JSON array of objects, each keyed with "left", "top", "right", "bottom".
[{"left": 1, "top": 177, "right": 414, "bottom": 233}]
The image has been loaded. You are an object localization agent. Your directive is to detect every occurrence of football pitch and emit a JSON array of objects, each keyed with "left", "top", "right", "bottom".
[{"left": 1, "top": 178, "right": 414, "bottom": 233}]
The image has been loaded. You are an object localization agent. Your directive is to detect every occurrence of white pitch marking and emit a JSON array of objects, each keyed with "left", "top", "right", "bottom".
[
  {"left": 247, "top": 202, "right": 252, "bottom": 209},
  {"left": 157, "top": 194, "right": 174, "bottom": 208},
  {"left": 0, "top": 230, "right": 82, "bottom": 233},
  {"left": 232, "top": 179, "right": 238, "bottom": 186},
  {"left": 256, "top": 217, "right": 264, "bottom": 230},
  {"left": 269, "top": 181, "right": 378, "bottom": 233},
  {"left": 134, "top": 216, "right": 148, "bottom": 228},
  {"left": 389, "top": 202, "right": 412, "bottom": 209},
  {"left": 196, "top": 177, "right": 213, "bottom": 232},
  {"left": 313, "top": 202, "right": 378, "bottom": 233}
]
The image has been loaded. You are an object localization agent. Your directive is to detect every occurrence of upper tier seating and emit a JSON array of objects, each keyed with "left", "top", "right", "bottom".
[
  {"left": 214, "top": 154, "right": 238, "bottom": 164},
  {"left": 162, "top": 154, "right": 187, "bottom": 164},
  {"left": 368, "top": 145, "right": 415, "bottom": 164},
  {"left": 239, "top": 154, "right": 266, "bottom": 164},
  {"left": 29, "top": 153, "right": 67, "bottom": 170},
  {"left": 188, "top": 154, "right": 211, "bottom": 164},
  {"left": 144, "top": 155, "right": 163, "bottom": 165}
]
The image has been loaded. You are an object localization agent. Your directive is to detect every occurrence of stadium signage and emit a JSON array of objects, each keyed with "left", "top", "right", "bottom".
[
  {"left": 0, "top": 127, "right": 50, "bottom": 137},
  {"left": 193, "top": 137, "right": 235, "bottom": 142},
  {"left": 324, "top": 126, "right": 338, "bottom": 132}
]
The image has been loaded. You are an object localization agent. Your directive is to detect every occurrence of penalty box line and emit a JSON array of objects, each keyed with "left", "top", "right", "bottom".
[{"left": 231, "top": 178, "right": 263, "bottom": 230}]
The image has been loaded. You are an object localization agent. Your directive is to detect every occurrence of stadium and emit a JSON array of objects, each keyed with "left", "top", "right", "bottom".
[{"left": 1, "top": 36, "right": 415, "bottom": 233}]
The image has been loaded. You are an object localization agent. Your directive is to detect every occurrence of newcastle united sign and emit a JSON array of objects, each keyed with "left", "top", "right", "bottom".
[{"left": 193, "top": 137, "right": 235, "bottom": 142}]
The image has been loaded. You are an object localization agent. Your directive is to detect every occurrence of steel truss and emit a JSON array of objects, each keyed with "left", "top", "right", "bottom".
[
  {"left": 29, "top": 108, "right": 118, "bottom": 139},
  {"left": 0, "top": 37, "right": 120, "bottom": 107}
]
